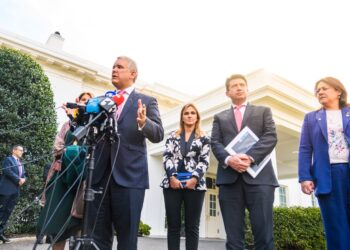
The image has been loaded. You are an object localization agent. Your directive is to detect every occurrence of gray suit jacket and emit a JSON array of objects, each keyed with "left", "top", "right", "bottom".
[{"left": 211, "top": 103, "right": 278, "bottom": 186}]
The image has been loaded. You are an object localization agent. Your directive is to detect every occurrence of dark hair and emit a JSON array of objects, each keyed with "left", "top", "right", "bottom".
[
  {"left": 315, "top": 77, "right": 349, "bottom": 108},
  {"left": 12, "top": 145, "right": 23, "bottom": 152},
  {"left": 78, "top": 92, "right": 94, "bottom": 101},
  {"left": 225, "top": 74, "right": 247, "bottom": 91}
]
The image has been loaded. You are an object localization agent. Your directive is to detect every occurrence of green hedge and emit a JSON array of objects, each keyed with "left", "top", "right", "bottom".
[
  {"left": 0, "top": 47, "right": 57, "bottom": 234},
  {"left": 245, "top": 207, "right": 326, "bottom": 250},
  {"left": 139, "top": 221, "right": 151, "bottom": 236}
]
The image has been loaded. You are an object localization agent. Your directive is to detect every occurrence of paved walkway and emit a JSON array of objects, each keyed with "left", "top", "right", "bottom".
[{"left": 0, "top": 236, "right": 226, "bottom": 249}]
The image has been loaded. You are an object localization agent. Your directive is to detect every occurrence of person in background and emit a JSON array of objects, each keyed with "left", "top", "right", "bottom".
[
  {"left": 37, "top": 92, "right": 93, "bottom": 250},
  {"left": 211, "top": 74, "right": 278, "bottom": 250},
  {"left": 0, "top": 145, "right": 26, "bottom": 243},
  {"left": 298, "top": 77, "right": 350, "bottom": 250},
  {"left": 160, "top": 103, "right": 210, "bottom": 250}
]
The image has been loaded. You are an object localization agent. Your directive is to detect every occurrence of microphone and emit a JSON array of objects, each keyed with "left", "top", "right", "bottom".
[
  {"left": 105, "top": 90, "right": 117, "bottom": 98},
  {"left": 86, "top": 96, "right": 117, "bottom": 114},
  {"left": 112, "top": 94, "right": 125, "bottom": 107},
  {"left": 66, "top": 102, "right": 86, "bottom": 109}
]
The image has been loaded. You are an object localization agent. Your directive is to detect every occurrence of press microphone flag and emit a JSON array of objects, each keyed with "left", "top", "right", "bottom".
[{"left": 85, "top": 95, "right": 124, "bottom": 114}]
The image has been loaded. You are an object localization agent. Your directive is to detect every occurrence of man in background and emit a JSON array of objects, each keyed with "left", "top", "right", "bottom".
[{"left": 0, "top": 145, "right": 26, "bottom": 243}]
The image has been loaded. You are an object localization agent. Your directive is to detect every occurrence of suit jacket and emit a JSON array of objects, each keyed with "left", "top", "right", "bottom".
[
  {"left": 160, "top": 131, "right": 211, "bottom": 190},
  {"left": 93, "top": 90, "right": 164, "bottom": 189},
  {"left": 0, "top": 156, "right": 25, "bottom": 195},
  {"left": 298, "top": 107, "right": 350, "bottom": 196},
  {"left": 211, "top": 103, "right": 278, "bottom": 186}
]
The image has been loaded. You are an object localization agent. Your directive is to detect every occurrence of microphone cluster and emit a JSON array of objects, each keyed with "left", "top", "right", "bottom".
[{"left": 68, "top": 91, "right": 125, "bottom": 142}]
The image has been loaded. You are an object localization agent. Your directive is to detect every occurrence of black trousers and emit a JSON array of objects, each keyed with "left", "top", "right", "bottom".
[
  {"left": 0, "top": 193, "right": 19, "bottom": 235},
  {"left": 163, "top": 188, "right": 205, "bottom": 250},
  {"left": 88, "top": 173, "right": 145, "bottom": 250},
  {"left": 219, "top": 176, "right": 275, "bottom": 250}
]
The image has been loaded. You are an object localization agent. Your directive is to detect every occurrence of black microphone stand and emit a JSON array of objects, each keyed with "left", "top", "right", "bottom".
[
  {"left": 69, "top": 112, "right": 115, "bottom": 250},
  {"left": 69, "top": 112, "right": 117, "bottom": 250},
  {"left": 69, "top": 143, "right": 100, "bottom": 250}
]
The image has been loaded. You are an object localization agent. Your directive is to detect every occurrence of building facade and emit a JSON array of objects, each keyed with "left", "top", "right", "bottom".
[{"left": 1, "top": 29, "right": 320, "bottom": 239}]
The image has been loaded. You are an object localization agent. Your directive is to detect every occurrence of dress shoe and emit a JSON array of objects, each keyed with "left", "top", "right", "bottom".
[
  {"left": 45, "top": 235, "right": 53, "bottom": 244},
  {"left": 0, "top": 234, "right": 10, "bottom": 243},
  {"left": 36, "top": 238, "right": 44, "bottom": 244}
]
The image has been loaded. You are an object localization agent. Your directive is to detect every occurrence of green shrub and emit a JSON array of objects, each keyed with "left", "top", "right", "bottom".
[
  {"left": 244, "top": 207, "right": 326, "bottom": 250},
  {"left": 0, "top": 47, "right": 57, "bottom": 234},
  {"left": 139, "top": 221, "right": 151, "bottom": 236}
]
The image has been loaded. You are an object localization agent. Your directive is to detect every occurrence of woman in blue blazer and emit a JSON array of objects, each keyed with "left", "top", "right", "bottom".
[
  {"left": 298, "top": 77, "right": 350, "bottom": 250},
  {"left": 161, "top": 103, "right": 210, "bottom": 250}
]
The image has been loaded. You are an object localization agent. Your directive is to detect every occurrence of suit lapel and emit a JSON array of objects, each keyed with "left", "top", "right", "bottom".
[
  {"left": 241, "top": 103, "right": 253, "bottom": 129},
  {"left": 227, "top": 106, "right": 238, "bottom": 133},
  {"left": 118, "top": 90, "right": 136, "bottom": 123},
  {"left": 11, "top": 157, "right": 19, "bottom": 175},
  {"left": 342, "top": 107, "right": 350, "bottom": 131},
  {"left": 316, "top": 109, "right": 328, "bottom": 142}
]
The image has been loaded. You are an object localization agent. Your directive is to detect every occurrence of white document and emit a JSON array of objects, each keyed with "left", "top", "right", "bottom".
[{"left": 225, "top": 126, "right": 271, "bottom": 178}]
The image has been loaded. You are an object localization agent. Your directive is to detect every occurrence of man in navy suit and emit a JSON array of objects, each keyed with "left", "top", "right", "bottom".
[
  {"left": 211, "top": 74, "right": 278, "bottom": 250},
  {"left": 89, "top": 56, "right": 164, "bottom": 250},
  {"left": 0, "top": 145, "right": 26, "bottom": 243}
]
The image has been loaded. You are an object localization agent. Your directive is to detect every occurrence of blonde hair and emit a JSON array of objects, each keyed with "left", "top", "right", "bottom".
[{"left": 175, "top": 103, "right": 205, "bottom": 138}]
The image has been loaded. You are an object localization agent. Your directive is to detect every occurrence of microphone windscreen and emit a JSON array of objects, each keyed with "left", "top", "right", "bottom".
[{"left": 113, "top": 94, "right": 125, "bottom": 106}]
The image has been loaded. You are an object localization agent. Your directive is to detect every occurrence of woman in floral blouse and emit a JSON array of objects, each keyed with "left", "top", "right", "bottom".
[{"left": 160, "top": 103, "right": 210, "bottom": 250}]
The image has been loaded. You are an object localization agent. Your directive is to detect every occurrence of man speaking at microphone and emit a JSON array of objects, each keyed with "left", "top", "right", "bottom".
[{"left": 89, "top": 56, "right": 164, "bottom": 250}]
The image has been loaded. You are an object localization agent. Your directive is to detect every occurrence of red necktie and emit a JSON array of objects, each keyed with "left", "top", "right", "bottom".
[
  {"left": 234, "top": 105, "right": 243, "bottom": 131},
  {"left": 116, "top": 90, "right": 126, "bottom": 120}
]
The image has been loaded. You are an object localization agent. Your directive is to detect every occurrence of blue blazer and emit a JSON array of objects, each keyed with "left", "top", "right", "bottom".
[
  {"left": 298, "top": 107, "right": 350, "bottom": 195},
  {"left": 0, "top": 156, "right": 25, "bottom": 195},
  {"left": 92, "top": 90, "right": 164, "bottom": 189}
]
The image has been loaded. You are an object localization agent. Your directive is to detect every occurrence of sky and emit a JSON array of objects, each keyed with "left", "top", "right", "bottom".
[{"left": 1, "top": 0, "right": 350, "bottom": 96}]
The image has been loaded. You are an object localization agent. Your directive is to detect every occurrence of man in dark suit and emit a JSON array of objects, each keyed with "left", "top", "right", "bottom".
[
  {"left": 89, "top": 56, "right": 164, "bottom": 250},
  {"left": 0, "top": 145, "right": 26, "bottom": 243},
  {"left": 211, "top": 74, "right": 278, "bottom": 250}
]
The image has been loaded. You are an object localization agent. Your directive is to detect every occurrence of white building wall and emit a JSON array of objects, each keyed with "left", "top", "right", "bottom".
[
  {"left": 278, "top": 178, "right": 314, "bottom": 207},
  {"left": 142, "top": 155, "right": 167, "bottom": 236}
]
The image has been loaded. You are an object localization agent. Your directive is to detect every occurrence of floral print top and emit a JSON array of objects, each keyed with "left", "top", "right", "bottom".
[
  {"left": 160, "top": 131, "right": 211, "bottom": 190},
  {"left": 326, "top": 110, "right": 349, "bottom": 164}
]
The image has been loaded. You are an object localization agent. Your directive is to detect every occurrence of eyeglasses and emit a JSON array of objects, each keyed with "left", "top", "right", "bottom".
[{"left": 183, "top": 111, "right": 197, "bottom": 115}]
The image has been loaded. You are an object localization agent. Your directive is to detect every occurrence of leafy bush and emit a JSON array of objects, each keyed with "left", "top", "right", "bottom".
[
  {"left": 139, "top": 221, "right": 151, "bottom": 236},
  {"left": 245, "top": 207, "right": 326, "bottom": 250},
  {"left": 0, "top": 47, "right": 57, "bottom": 234}
]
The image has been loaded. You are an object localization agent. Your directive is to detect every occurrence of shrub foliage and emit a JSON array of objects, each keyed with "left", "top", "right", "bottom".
[
  {"left": 0, "top": 47, "right": 57, "bottom": 234},
  {"left": 245, "top": 207, "right": 326, "bottom": 250}
]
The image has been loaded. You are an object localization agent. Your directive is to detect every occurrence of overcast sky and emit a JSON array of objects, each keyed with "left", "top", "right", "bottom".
[{"left": 1, "top": 0, "right": 350, "bottom": 96}]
